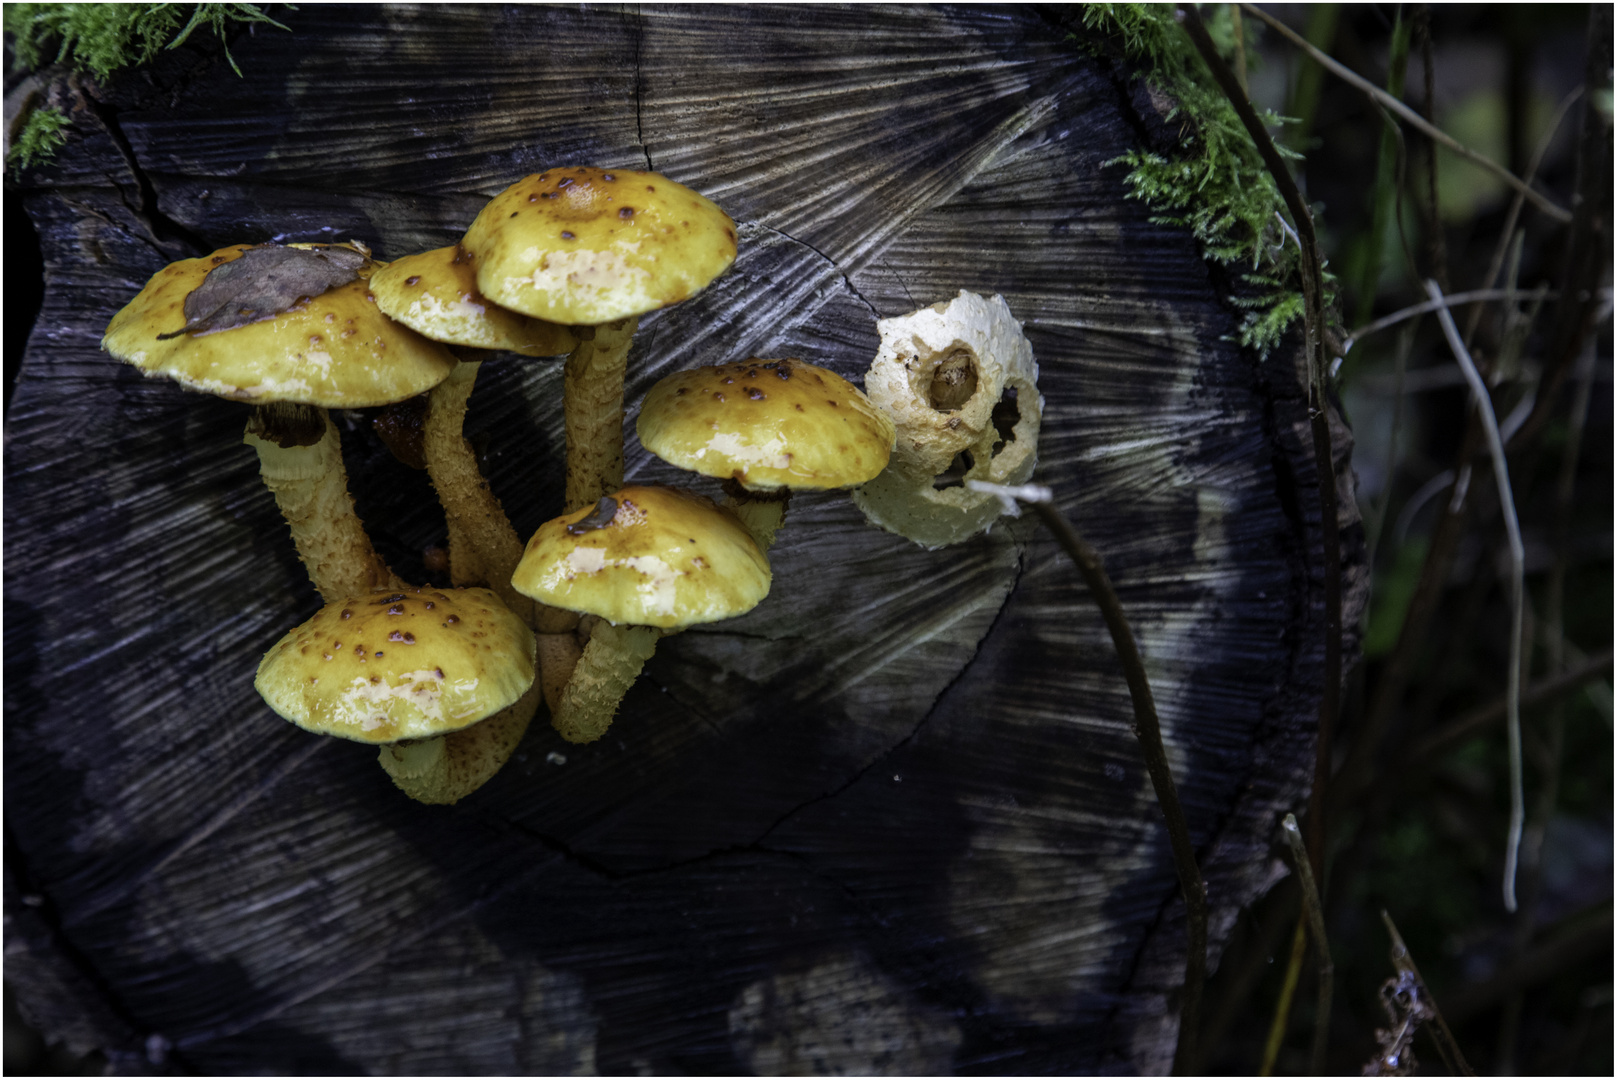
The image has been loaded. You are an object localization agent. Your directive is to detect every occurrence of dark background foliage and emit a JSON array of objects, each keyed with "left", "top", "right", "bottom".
[
  {"left": 5, "top": 3, "right": 1611, "bottom": 1075},
  {"left": 1197, "top": 4, "right": 1612, "bottom": 1075}
]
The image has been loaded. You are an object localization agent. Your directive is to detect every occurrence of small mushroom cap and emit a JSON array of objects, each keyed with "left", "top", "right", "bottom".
[
  {"left": 370, "top": 245, "right": 576, "bottom": 356},
  {"left": 637, "top": 357, "right": 896, "bottom": 491},
  {"left": 512, "top": 485, "right": 770, "bottom": 629},
  {"left": 462, "top": 166, "right": 738, "bottom": 325},
  {"left": 102, "top": 243, "right": 456, "bottom": 407},
  {"left": 255, "top": 586, "right": 536, "bottom": 744}
]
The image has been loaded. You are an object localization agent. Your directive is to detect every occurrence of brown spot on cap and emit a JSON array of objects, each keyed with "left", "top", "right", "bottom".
[{"left": 619, "top": 206, "right": 635, "bottom": 218}]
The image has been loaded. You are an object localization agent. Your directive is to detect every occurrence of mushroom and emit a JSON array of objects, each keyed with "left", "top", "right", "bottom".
[
  {"left": 102, "top": 242, "right": 457, "bottom": 601},
  {"left": 636, "top": 358, "right": 896, "bottom": 551},
  {"left": 369, "top": 244, "right": 577, "bottom": 627},
  {"left": 850, "top": 291, "right": 1044, "bottom": 549},
  {"left": 460, "top": 165, "right": 738, "bottom": 511},
  {"left": 510, "top": 485, "right": 771, "bottom": 743},
  {"left": 255, "top": 585, "right": 540, "bottom": 804}
]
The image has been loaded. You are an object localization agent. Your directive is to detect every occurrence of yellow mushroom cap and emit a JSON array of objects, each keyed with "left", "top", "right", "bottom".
[
  {"left": 255, "top": 586, "right": 536, "bottom": 744},
  {"left": 461, "top": 166, "right": 738, "bottom": 325},
  {"left": 512, "top": 485, "right": 770, "bottom": 629},
  {"left": 102, "top": 243, "right": 456, "bottom": 407},
  {"left": 637, "top": 358, "right": 896, "bottom": 491},
  {"left": 369, "top": 245, "right": 576, "bottom": 356}
]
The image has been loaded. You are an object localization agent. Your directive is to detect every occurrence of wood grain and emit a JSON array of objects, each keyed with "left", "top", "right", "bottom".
[{"left": 4, "top": 5, "right": 1365, "bottom": 1074}]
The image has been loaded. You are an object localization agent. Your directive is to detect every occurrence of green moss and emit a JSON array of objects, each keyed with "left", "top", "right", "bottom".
[
  {"left": 8, "top": 105, "right": 72, "bottom": 168},
  {"left": 4, "top": 3, "right": 289, "bottom": 167},
  {"left": 1076, "top": 4, "right": 1329, "bottom": 355}
]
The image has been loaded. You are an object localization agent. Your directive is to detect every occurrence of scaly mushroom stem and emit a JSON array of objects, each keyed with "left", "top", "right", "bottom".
[
  {"left": 245, "top": 411, "right": 401, "bottom": 602},
  {"left": 378, "top": 676, "right": 542, "bottom": 804},
  {"left": 552, "top": 622, "right": 660, "bottom": 744},
  {"left": 719, "top": 481, "right": 791, "bottom": 553},
  {"left": 563, "top": 316, "right": 638, "bottom": 511},
  {"left": 423, "top": 360, "right": 535, "bottom": 625},
  {"left": 536, "top": 631, "right": 584, "bottom": 715}
]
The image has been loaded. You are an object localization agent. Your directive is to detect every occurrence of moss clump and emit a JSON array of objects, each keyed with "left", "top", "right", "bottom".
[
  {"left": 1077, "top": 4, "right": 1329, "bottom": 355},
  {"left": 8, "top": 105, "right": 71, "bottom": 168},
  {"left": 5, "top": 3, "right": 289, "bottom": 79},
  {"left": 4, "top": 3, "right": 290, "bottom": 167}
]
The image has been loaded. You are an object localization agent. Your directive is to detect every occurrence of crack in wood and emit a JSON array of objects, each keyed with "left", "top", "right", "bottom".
[{"left": 756, "top": 223, "right": 885, "bottom": 321}]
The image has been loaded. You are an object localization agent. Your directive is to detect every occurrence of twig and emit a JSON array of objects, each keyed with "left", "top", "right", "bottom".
[
  {"left": 1362, "top": 324, "right": 1414, "bottom": 572},
  {"left": 1176, "top": 19, "right": 1343, "bottom": 1072},
  {"left": 1426, "top": 279, "right": 1528, "bottom": 912},
  {"left": 1414, "top": 11, "right": 1449, "bottom": 289},
  {"left": 1282, "top": 815, "right": 1333, "bottom": 1074},
  {"left": 1240, "top": 2, "right": 1573, "bottom": 223},
  {"left": 1345, "top": 288, "right": 1563, "bottom": 350},
  {"left": 1462, "top": 86, "right": 1583, "bottom": 348},
  {"left": 1380, "top": 910, "right": 1474, "bottom": 1076},
  {"left": 967, "top": 480, "right": 1207, "bottom": 1075},
  {"left": 1400, "top": 647, "right": 1614, "bottom": 769},
  {"left": 1352, "top": 10, "right": 1411, "bottom": 327},
  {"left": 1260, "top": 920, "right": 1307, "bottom": 1076},
  {"left": 1228, "top": 3, "right": 1247, "bottom": 96},
  {"left": 1178, "top": 0, "right": 1340, "bottom": 923}
]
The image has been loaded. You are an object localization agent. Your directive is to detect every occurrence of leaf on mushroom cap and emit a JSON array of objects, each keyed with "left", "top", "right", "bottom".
[
  {"left": 102, "top": 243, "right": 457, "bottom": 407},
  {"left": 511, "top": 485, "right": 770, "bottom": 629},
  {"left": 370, "top": 245, "right": 576, "bottom": 356},
  {"left": 462, "top": 166, "right": 738, "bottom": 325},
  {"left": 255, "top": 586, "right": 536, "bottom": 744},
  {"left": 158, "top": 243, "right": 368, "bottom": 338},
  {"left": 638, "top": 358, "right": 896, "bottom": 491}
]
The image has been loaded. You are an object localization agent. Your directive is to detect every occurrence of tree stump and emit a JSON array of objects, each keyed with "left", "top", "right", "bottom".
[{"left": 4, "top": 6, "right": 1365, "bottom": 1074}]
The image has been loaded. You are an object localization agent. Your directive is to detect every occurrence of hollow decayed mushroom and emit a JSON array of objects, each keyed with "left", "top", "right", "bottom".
[
  {"left": 461, "top": 166, "right": 738, "bottom": 512},
  {"left": 101, "top": 242, "right": 458, "bottom": 601},
  {"left": 637, "top": 358, "right": 896, "bottom": 551},
  {"left": 850, "top": 291, "right": 1044, "bottom": 549},
  {"left": 255, "top": 585, "right": 539, "bottom": 804},
  {"left": 369, "top": 245, "right": 577, "bottom": 628},
  {"left": 510, "top": 485, "right": 771, "bottom": 744}
]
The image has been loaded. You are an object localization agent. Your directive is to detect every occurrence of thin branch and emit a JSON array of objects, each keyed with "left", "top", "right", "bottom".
[
  {"left": 1381, "top": 910, "right": 1475, "bottom": 1075},
  {"left": 1241, "top": 3, "right": 1573, "bottom": 223},
  {"left": 1427, "top": 279, "right": 1528, "bottom": 913},
  {"left": 1282, "top": 814, "right": 1333, "bottom": 1075},
  {"left": 1463, "top": 86, "right": 1583, "bottom": 348},
  {"left": 1228, "top": 3, "right": 1248, "bottom": 96},
  {"left": 1176, "top": 19, "right": 1344, "bottom": 1073},
  {"left": 1178, "top": 0, "right": 1340, "bottom": 920},
  {"left": 1260, "top": 920, "right": 1307, "bottom": 1076},
  {"left": 1363, "top": 324, "right": 1414, "bottom": 572},
  {"left": 1345, "top": 288, "right": 1563, "bottom": 350},
  {"left": 1402, "top": 647, "right": 1614, "bottom": 769},
  {"left": 967, "top": 480, "right": 1206, "bottom": 1075}
]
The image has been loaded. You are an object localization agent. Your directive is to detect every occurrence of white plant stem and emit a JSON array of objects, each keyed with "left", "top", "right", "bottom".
[{"left": 1427, "top": 279, "right": 1527, "bottom": 913}]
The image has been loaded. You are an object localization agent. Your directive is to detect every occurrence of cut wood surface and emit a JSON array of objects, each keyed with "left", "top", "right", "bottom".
[{"left": 4, "top": 6, "right": 1366, "bottom": 1074}]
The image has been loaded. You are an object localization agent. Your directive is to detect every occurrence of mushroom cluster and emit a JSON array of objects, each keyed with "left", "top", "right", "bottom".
[{"left": 101, "top": 168, "right": 1040, "bottom": 799}]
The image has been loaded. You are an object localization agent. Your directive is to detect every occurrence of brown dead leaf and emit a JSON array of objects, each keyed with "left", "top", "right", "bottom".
[{"left": 157, "top": 244, "right": 368, "bottom": 339}]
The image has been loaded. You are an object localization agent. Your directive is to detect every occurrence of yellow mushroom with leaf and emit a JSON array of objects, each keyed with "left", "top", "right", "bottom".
[{"left": 511, "top": 485, "right": 770, "bottom": 743}]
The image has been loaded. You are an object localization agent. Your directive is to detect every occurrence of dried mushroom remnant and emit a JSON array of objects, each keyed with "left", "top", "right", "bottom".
[
  {"left": 371, "top": 246, "right": 577, "bottom": 630},
  {"left": 101, "top": 241, "right": 457, "bottom": 601},
  {"left": 851, "top": 291, "right": 1043, "bottom": 549},
  {"left": 461, "top": 165, "right": 738, "bottom": 512},
  {"left": 637, "top": 357, "right": 895, "bottom": 551},
  {"left": 511, "top": 485, "right": 770, "bottom": 744},
  {"left": 255, "top": 586, "right": 539, "bottom": 804}
]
